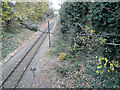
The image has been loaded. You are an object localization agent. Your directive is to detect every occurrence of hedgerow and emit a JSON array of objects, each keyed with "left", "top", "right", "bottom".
[{"left": 58, "top": 2, "right": 120, "bottom": 88}]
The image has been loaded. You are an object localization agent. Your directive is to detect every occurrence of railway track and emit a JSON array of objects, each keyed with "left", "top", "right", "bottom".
[{"left": 0, "top": 19, "right": 56, "bottom": 89}]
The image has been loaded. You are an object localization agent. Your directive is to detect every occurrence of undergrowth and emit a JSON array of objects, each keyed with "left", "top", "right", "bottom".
[
  {"left": 1, "top": 27, "right": 34, "bottom": 61},
  {"left": 47, "top": 23, "right": 120, "bottom": 88}
]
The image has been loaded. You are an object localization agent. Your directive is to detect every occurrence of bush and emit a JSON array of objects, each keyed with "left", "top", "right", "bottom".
[
  {"left": 88, "top": 2, "right": 120, "bottom": 65},
  {"left": 48, "top": 2, "right": 120, "bottom": 88},
  {"left": 59, "top": 52, "right": 67, "bottom": 60},
  {"left": 84, "top": 58, "right": 120, "bottom": 88},
  {"left": 21, "top": 21, "right": 38, "bottom": 31}
]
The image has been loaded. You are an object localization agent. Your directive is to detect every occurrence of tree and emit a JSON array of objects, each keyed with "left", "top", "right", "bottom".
[{"left": 1, "top": 2, "right": 12, "bottom": 32}]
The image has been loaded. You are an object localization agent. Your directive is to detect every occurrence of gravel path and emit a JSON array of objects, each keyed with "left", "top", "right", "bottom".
[
  {"left": 16, "top": 20, "right": 59, "bottom": 88},
  {"left": 16, "top": 21, "right": 76, "bottom": 88},
  {"left": 0, "top": 19, "right": 55, "bottom": 87},
  {"left": 1, "top": 19, "right": 75, "bottom": 88}
]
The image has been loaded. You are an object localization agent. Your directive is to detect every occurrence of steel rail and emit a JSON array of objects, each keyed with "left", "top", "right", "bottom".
[
  {"left": 13, "top": 20, "right": 56, "bottom": 89},
  {"left": 0, "top": 19, "right": 56, "bottom": 89}
]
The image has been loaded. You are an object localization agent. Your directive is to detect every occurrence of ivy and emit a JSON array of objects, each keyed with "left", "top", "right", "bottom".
[
  {"left": 88, "top": 2, "right": 120, "bottom": 63},
  {"left": 59, "top": 2, "right": 120, "bottom": 88},
  {"left": 59, "top": 2, "right": 120, "bottom": 68}
]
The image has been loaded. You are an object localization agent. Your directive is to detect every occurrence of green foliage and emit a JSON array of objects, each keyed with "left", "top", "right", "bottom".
[
  {"left": 1, "top": 28, "right": 34, "bottom": 60},
  {"left": 84, "top": 59, "right": 120, "bottom": 88},
  {"left": 88, "top": 2, "right": 120, "bottom": 63},
  {"left": 21, "top": 21, "right": 38, "bottom": 31},
  {"left": 15, "top": 2, "right": 49, "bottom": 22},
  {"left": 1, "top": 2, "right": 54, "bottom": 33},
  {"left": 58, "top": 2, "right": 120, "bottom": 88},
  {"left": 59, "top": 52, "right": 67, "bottom": 60},
  {"left": 73, "top": 26, "right": 106, "bottom": 56},
  {"left": 1, "top": 2, "right": 12, "bottom": 30},
  {"left": 59, "top": 2, "right": 89, "bottom": 34},
  {"left": 55, "top": 66, "right": 68, "bottom": 76},
  {"left": 1, "top": 32, "right": 18, "bottom": 58},
  {"left": 1, "top": 2, "right": 54, "bottom": 60},
  {"left": 59, "top": 2, "right": 120, "bottom": 70}
]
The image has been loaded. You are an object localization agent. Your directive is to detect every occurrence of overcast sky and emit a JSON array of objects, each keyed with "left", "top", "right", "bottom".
[{"left": 50, "top": 0, "right": 61, "bottom": 9}]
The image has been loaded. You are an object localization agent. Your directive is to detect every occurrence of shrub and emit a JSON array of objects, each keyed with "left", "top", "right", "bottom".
[
  {"left": 55, "top": 66, "right": 67, "bottom": 76},
  {"left": 21, "top": 21, "right": 38, "bottom": 31},
  {"left": 88, "top": 2, "right": 120, "bottom": 66},
  {"left": 59, "top": 52, "right": 67, "bottom": 60},
  {"left": 85, "top": 58, "right": 120, "bottom": 88},
  {"left": 54, "top": 2, "right": 120, "bottom": 88}
]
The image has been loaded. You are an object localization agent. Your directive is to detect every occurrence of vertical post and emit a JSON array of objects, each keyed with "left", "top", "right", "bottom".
[
  {"left": 0, "top": 4, "right": 3, "bottom": 86},
  {"left": 48, "top": 21, "right": 51, "bottom": 47},
  {"left": 30, "top": 67, "right": 36, "bottom": 77}
]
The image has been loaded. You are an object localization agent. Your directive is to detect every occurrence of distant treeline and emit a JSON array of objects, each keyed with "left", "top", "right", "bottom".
[{"left": 0, "top": 2, "right": 54, "bottom": 32}]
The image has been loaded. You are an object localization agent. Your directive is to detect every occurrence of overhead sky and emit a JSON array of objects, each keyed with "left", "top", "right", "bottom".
[{"left": 50, "top": 0, "right": 61, "bottom": 9}]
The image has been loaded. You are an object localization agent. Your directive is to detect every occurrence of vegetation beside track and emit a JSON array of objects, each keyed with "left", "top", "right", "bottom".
[
  {"left": 48, "top": 2, "right": 120, "bottom": 88},
  {"left": 0, "top": 2, "right": 54, "bottom": 61}
]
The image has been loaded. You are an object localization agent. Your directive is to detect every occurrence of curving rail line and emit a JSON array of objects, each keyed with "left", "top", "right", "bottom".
[{"left": 0, "top": 19, "right": 56, "bottom": 89}]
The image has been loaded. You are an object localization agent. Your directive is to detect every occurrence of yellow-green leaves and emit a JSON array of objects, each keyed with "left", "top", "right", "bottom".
[
  {"left": 100, "top": 38, "right": 107, "bottom": 44},
  {"left": 59, "top": 52, "right": 67, "bottom": 60},
  {"left": 111, "top": 60, "right": 120, "bottom": 68},
  {"left": 96, "top": 57, "right": 108, "bottom": 74},
  {"left": 96, "top": 56, "right": 120, "bottom": 74},
  {"left": 15, "top": 2, "right": 49, "bottom": 22},
  {"left": 96, "top": 70, "right": 100, "bottom": 73},
  {"left": 85, "top": 26, "right": 95, "bottom": 35},
  {"left": 90, "top": 30, "right": 95, "bottom": 35},
  {"left": 2, "top": 2, "right": 12, "bottom": 25},
  {"left": 97, "top": 65, "right": 102, "bottom": 69}
]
